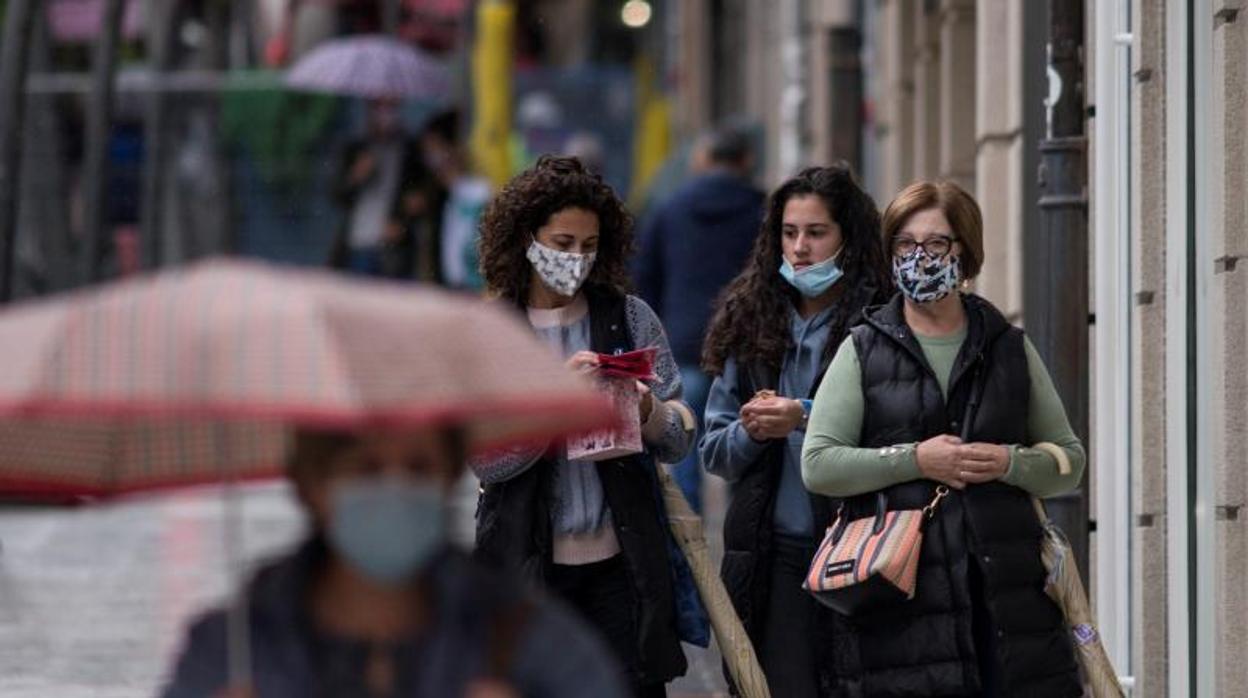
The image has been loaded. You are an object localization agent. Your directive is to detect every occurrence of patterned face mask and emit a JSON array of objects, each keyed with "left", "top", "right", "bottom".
[
  {"left": 526, "top": 238, "right": 597, "bottom": 297},
  {"left": 893, "top": 249, "right": 962, "bottom": 304}
]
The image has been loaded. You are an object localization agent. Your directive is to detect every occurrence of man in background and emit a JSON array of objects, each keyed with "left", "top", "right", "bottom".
[
  {"left": 420, "top": 110, "right": 492, "bottom": 293},
  {"left": 633, "top": 126, "right": 764, "bottom": 511},
  {"left": 330, "top": 98, "right": 441, "bottom": 280}
]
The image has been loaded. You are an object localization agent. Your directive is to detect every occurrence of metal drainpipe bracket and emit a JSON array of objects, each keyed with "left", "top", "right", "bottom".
[{"left": 1215, "top": 1, "right": 1242, "bottom": 28}]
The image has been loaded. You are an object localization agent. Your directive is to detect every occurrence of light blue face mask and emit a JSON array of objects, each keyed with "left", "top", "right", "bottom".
[
  {"left": 327, "top": 477, "right": 447, "bottom": 586},
  {"left": 779, "top": 252, "right": 844, "bottom": 298}
]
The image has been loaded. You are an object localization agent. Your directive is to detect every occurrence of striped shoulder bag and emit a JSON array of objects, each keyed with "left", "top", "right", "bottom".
[{"left": 802, "top": 484, "right": 948, "bottom": 615}]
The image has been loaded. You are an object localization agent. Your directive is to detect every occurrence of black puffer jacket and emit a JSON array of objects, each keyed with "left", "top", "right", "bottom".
[
  {"left": 828, "top": 294, "right": 1080, "bottom": 697},
  {"left": 718, "top": 283, "right": 886, "bottom": 695},
  {"left": 474, "top": 287, "right": 687, "bottom": 686}
]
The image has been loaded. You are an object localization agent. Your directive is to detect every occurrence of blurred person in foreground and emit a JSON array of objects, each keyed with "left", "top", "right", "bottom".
[
  {"left": 330, "top": 98, "right": 443, "bottom": 280},
  {"left": 801, "top": 180, "right": 1085, "bottom": 696},
  {"left": 162, "top": 426, "right": 627, "bottom": 698},
  {"left": 420, "top": 109, "right": 492, "bottom": 292},
  {"left": 632, "top": 126, "right": 765, "bottom": 512},
  {"left": 472, "top": 156, "right": 694, "bottom": 697},
  {"left": 699, "top": 165, "right": 891, "bottom": 697}
]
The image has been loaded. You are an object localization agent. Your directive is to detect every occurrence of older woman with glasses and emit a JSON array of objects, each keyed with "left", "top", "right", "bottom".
[{"left": 801, "top": 180, "right": 1086, "bottom": 696}]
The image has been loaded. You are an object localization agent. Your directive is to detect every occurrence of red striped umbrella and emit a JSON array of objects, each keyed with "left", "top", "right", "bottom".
[
  {"left": 0, "top": 259, "right": 611, "bottom": 498},
  {"left": 284, "top": 34, "right": 449, "bottom": 100}
]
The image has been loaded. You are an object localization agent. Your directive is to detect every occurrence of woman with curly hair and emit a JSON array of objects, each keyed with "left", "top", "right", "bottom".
[
  {"left": 699, "top": 165, "right": 891, "bottom": 697},
  {"left": 471, "top": 156, "right": 694, "bottom": 697}
]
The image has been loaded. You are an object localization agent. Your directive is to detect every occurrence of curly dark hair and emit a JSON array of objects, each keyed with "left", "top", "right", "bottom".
[
  {"left": 478, "top": 155, "right": 634, "bottom": 303},
  {"left": 702, "top": 165, "right": 894, "bottom": 375}
]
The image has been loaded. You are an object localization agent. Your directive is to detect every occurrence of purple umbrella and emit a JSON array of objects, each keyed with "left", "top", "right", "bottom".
[{"left": 285, "top": 34, "right": 449, "bottom": 100}]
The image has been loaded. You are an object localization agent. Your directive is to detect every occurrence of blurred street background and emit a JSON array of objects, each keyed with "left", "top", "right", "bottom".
[{"left": 0, "top": 1, "right": 1246, "bottom": 696}]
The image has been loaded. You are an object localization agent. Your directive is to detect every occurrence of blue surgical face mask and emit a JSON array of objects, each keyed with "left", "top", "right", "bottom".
[
  {"left": 779, "top": 252, "right": 844, "bottom": 298},
  {"left": 327, "top": 477, "right": 447, "bottom": 586}
]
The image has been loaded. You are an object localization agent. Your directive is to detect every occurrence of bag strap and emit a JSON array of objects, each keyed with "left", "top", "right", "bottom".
[
  {"left": 959, "top": 358, "right": 987, "bottom": 442},
  {"left": 924, "top": 359, "right": 987, "bottom": 519}
]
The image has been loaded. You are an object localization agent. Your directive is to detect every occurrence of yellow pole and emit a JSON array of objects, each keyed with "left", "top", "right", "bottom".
[
  {"left": 629, "top": 54, "right": 671, "bottom": 208},
  {"left": 470, "top": 0, "right": 515, "bottom": 189}
]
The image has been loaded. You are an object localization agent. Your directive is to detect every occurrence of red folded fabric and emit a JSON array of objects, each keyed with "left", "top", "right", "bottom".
[{"left": 596, "top": 347, "right": 658, "bottom": 381}]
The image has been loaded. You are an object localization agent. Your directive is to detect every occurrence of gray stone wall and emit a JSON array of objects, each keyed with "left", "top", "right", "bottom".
[
  {"left": 973, "top": 0, "right": 1024, "bottom": 319},
  {"left": 1131, "top": 0, "right": 1169, "bottom": 694},
  {"left": 1208, "top": 2, "right": 1248, "bottom": 691}
]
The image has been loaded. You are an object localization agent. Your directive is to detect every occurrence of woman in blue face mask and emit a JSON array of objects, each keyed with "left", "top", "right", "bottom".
[
  {"left": 161, "top": 426, "right": 629, "bottom": 698},
  {"left": 698, "top": 164, "right": 891, "bottom": 697}
]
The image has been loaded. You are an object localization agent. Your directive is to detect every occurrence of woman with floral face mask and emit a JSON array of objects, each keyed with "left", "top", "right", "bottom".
[
  {"left": 471, "top": 156, "right": 695, "bottom": 698},
  {"left": 698, "top": 165, "right": 891, "bottom": 697},
  {"left": 800, "top": 180, "right": 1086, "bottom": 696}
]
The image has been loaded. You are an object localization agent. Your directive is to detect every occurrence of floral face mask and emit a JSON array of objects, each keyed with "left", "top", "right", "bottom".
[
  {"left": 526, "top": 239, "right": 596, "bottom": 297},
  {"left": 893, "top": 249, "right": 962, "bottom": 304}
]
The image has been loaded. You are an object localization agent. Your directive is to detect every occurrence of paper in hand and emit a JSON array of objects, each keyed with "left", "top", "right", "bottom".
[{"left": 596, "top": 347, "right": 658, "bottom": 381}]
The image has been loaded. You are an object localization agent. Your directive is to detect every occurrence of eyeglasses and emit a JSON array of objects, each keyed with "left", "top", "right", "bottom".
[{"left": 892, "top": 235, "right": 957, "bottom": 259}]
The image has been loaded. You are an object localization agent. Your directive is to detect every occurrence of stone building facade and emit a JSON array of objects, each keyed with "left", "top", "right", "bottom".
[
  {"left": 1086, "top": 0, "right": 1248, "bottom": 694},
  {"left": 671, "top": 2, "right": 1248, "bottom": 694}
]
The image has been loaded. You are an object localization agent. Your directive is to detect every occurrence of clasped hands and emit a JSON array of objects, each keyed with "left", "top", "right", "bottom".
[
  {"left": 914, "top": 434, "right": 1010, "bottom": 489},
  {"left": 740, "top": 390, "right": 805, "bottom": 442}
]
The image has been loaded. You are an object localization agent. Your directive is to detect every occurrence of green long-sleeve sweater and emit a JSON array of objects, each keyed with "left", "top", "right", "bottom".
[{"left": 800, "top": 329, "right": 1086, "bottom": 498}]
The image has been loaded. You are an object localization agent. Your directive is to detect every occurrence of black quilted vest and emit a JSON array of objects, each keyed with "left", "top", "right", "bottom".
[
  {"left": 718, "top": 283, "right": 887, "bottom": 696},
  {"left": 473, "top": 286, "right": 687, "bottom": 685},
  {"left": 828, "top": 294, "right": 1080, "bottom": 697}
]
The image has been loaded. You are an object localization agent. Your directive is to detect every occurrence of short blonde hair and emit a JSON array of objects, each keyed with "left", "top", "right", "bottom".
[{"left": 881, "top": 180, "right": 984, "bottom": 281}]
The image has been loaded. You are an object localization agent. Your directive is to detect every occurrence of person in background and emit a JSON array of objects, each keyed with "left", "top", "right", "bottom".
[
  {"left": 632, "top": 126, "right": 765, "bottom": 512},
  {"left": 562, "top": 131, "right": 607, "bottom": 175},
  {"left": 330, "top": 98, "right": 442, "bottom": 281},
  {"left": 699, "top": 165, "right": 891, "bottom": 697},
  {"left": 801, "top": 180, "right": 1085, "bottom": 696},
  {"left": 420, "top": 109, "right": 492, "bottom": 292},
  {"left": 162, "top": 426, "right": 627, "bottom": 698},
  {"left": 472, "top": 156, "right": 694, "bottom": 697}
]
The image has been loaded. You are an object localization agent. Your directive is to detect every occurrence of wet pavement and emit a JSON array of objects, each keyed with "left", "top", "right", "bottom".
[{"left": 0, "top": 473, "right": 730, "bottom": 697}]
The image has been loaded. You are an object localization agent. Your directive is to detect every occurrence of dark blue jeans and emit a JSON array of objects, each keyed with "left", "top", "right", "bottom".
[{"left": 674, "top": 365, "right": 712, "bottom": 513}]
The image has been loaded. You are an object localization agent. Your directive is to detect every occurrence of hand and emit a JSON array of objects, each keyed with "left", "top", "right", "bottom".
[
  {"left": 637, "top": 381, "right": 655, "bottom": 423},
  {"left": 740, "top": 397, "right": 804, "bottom": 441},
  {"left": 349, "top": 152, "right": 377, "bottom": 185},
  {"left": 954, "top": 442, "right": 1010, "bottom": 484},
  {"left": 564, "top": 350, "right": 600, "bottom": 375},
  {"left": 915, "top": 435, "right": 968, "bottom": 489},
  {"left": 915, "top": 436, "right": 1011, "bottom": 489}
]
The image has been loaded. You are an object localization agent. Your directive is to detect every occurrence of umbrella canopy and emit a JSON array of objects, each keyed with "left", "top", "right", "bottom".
[
  {"left": 0, "top": 259, "right": 612, "bottom": 498},
  {"left": 284, "top": 34, "right": 449, "bottom": 100}
]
